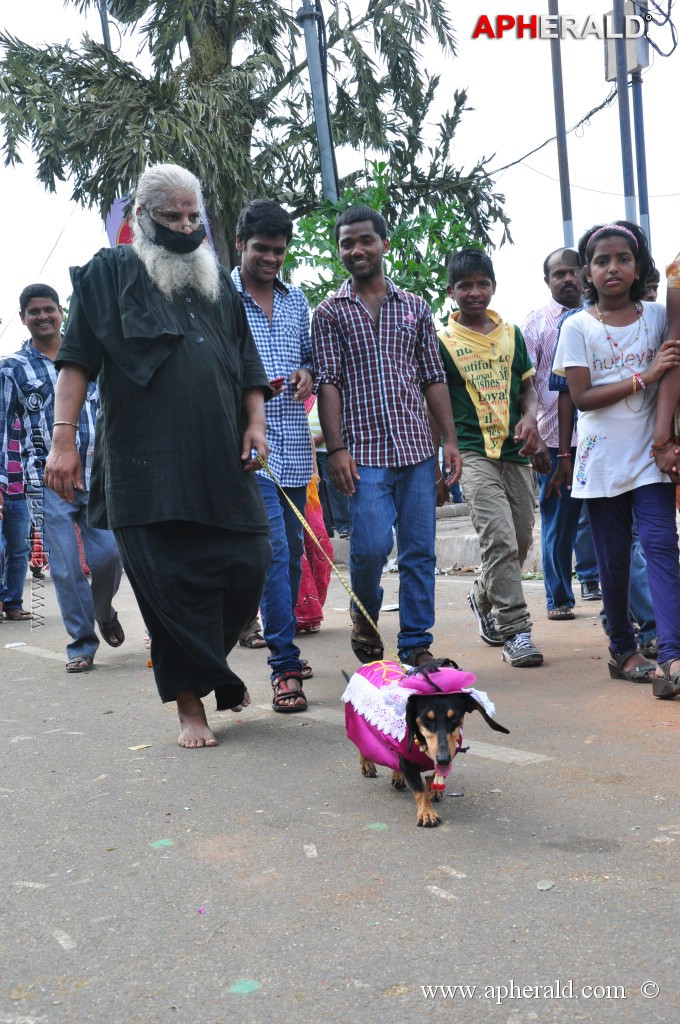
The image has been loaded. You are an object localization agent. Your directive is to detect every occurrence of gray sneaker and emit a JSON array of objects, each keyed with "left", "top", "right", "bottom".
[
  {"left": 467, "top": 590, "right": 504, "bottom": 646},
  {"left": 502, "top": 632, "right": 544, "bottom": 667}
]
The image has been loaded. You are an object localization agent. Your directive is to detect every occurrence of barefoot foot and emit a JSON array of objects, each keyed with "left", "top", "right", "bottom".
[{"left": 176, "top": 690, "right": 218, "bottom": 748}]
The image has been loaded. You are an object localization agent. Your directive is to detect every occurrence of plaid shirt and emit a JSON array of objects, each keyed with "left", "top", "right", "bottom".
[
  {"left": 0, "top": 342, "right": 99, "bottom": 491},
  {"left": 231, "top": 269, "right": 313, "bottom": 488},
  {"left": 521, "top": 298, "right": 577, "bottom": 448},
  {"left": 311, "top": 278, "right": 445, "bottom": 466}
]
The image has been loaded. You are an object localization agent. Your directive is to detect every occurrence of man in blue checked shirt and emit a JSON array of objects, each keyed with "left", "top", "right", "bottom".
[
  {"left": 0, "top": 284, "right": 123, "bottom": 672},
  {"left": 232, "top": 200, "right": 314, "bottom": 713}
]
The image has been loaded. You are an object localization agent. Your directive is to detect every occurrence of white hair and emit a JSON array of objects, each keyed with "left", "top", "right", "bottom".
[{"left": 131, "top": 163, "right": 220, "bottom": 304}]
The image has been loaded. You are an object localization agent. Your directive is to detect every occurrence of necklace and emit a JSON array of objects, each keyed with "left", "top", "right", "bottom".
[{"left": 595, "top": 302, "right": 648, "bottom": 412}]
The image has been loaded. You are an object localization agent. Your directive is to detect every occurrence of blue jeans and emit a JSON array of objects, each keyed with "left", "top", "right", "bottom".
[
  {"left": 573, "top": 505, "right": 600, "bottom": 583},
  {"left": 27, "top": 487, "right": 122, "bottom": 661},
  {"left": 587, "top": 484, "right": 680, "bottom": 663},
  {"left": 349, "top": 458, "right": 436, "bottom": 659},
  {"left": 256, "top": 475, "right": 307, "bottom": 681},
  {"left": 0, "top": 497, "right": 31, "bottom": 610},
  {"left": 537, "top": 449, "right": 583, "bottom": 610}
]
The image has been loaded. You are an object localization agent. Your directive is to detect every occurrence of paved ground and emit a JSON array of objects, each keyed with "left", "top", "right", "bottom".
[{"left": 2, "top": 536, "right": 679, "bottom": 1024}]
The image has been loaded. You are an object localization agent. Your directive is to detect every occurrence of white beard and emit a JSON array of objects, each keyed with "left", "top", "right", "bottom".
[{"left": 132, "top": 229, "right": 221, "bottom": 304}]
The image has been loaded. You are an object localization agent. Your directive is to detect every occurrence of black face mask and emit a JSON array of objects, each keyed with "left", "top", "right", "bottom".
[{"left": 152, "top": 219, "right": 207, "bottom": 254}]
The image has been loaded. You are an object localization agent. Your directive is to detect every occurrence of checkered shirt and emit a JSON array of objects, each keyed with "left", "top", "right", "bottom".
[
  {"left": 0, "top": 342, "right": 99, "bottom": 491},
  {"left": 311, "top": 278, "right": 445, "bottom": 467},
  {"left": 232, "top": 270, "right": 313, "bottom": 488},
  {"left": 521, "top": 298, "right": 577, "bottom": 448}
]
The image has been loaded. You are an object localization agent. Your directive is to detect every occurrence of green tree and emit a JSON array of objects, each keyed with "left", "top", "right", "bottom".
[
  {"left": 286, "top": 160, "right": 476, "bottom": 316},
  {"left": 0, "top": 1, "right": 509, "bottom": 266}
]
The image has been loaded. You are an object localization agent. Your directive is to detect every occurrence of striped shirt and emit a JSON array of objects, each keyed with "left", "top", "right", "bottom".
[
  {"left": 311, "top": 278, "right": 445, "bottom": 467},
  {"left": 232, "top": 269, "right": 313, "bottom": 488},
  {"left": 0, "top": 342, "right": 99, "bottom": 491},
  {"left": 521, "top": 298, "right": 577, "bottom": 448}
]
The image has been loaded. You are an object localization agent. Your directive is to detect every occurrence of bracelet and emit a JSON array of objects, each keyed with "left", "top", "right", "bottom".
[
  {"left": 53, "top": 421, "right": 78, "bottom": 429},
  {"left": 651, "top": 437, "right": 673, "bottom": 451},
  {"left": 634, "top": 373, "right": 647, "bottom": 391},
  {"left": 326, "top": 446, "right": 347, "bottom": 457},
  {"left": 650, "top": 441, "right": 673, "bottom": 456},
  {"left": 556, "top": 452, "right": 572, "bottom": 459},
  {"left": 632, "top": 375, "right": 637, "bottom": 395},
  {"left": 435, "top": 474, "right": 444, "bottom": 484}
]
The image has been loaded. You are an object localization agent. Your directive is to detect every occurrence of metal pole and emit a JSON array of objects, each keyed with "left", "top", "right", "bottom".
[
  {"left": 631, "top": 1, "right": 650, "bottom": 244},
  {"left": 547, "top": 0, "right": 574, "bottom": 246},
  {"left": 613, "top": 0, "right": 637, "bottom": 222},
  {"left": 98, "top": 0, "right": 112, "bottom": 50},
  {"left": 296, "top": 1, "right": 338, "bottom": 202}
]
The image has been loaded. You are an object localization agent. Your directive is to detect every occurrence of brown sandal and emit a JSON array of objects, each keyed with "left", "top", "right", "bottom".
[{"left": 272, "top": 672, "right": 308, "bottom": 713}]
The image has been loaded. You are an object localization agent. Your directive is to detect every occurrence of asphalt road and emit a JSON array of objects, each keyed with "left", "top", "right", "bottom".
[{"left": 2, "top": 566, "right": 679, "bottom": 1023}]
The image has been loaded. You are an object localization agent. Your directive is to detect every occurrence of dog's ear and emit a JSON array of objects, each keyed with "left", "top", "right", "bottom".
[
  {"left": 405, "top": 695, "right": 426, "bottom": 751},
  {"left": 463, "top": 694, "right": 510, "bottom": 734}
]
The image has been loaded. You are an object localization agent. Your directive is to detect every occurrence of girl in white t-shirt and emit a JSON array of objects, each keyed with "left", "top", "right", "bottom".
[{"left": 553, "top": 220, "right": 680, "bottom": 698}]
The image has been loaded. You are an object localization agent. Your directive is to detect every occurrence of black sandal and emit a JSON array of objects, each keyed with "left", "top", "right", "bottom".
[
  {"left": 350, "top": 606, "right": 383, "bottom": 664},
  {"left": 608, "top": 646, "right": 656, "bottom": 683},
  {"left": 400, "top": 646, "right": 435, "bottom": 668},
  {"left": 97, "top": 615, "right": 125, "bottom": 648},
  {"left": 653, "top": 660, "right": 680, "bottom": 700}
]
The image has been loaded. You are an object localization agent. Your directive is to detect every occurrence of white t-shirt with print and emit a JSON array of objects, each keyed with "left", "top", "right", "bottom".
[{"left": 553, "top": 302, "right": 668, "bottom": 498}]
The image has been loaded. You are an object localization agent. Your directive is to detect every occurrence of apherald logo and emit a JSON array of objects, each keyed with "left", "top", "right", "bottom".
[{"left": 472, "top": 14, "right": 649, "bottom": 39}]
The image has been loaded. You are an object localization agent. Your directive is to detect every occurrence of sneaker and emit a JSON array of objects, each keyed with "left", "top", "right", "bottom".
[
  {"left": 467, "top": 590, "right": 504, "bottom": 646},
  {"left": 581, "top": 580, "right": 602, "bottom": 601},
  {"left": 502, "top": 632, "right": 544, "bottom": 667}
]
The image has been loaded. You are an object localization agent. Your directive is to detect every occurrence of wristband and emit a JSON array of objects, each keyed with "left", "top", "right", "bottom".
[
  {"left": 651, "top": 437, "right": 673, "bottom": 451},
  {"left": 327, "top": 446, "right": 347, "bottom": 457},
  {"left": 556, "top": 452, "right": 572, "bottom": 459},
  {"left": 634, "top": 372, "right": 647, "bottom": 391}
]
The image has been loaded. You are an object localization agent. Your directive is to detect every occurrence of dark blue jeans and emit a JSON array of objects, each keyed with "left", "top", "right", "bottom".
[
  {"left": 256, "top": 475, "right": 307, "bottom": 681},
  {"left": 537, "top": 449, "right": 583, "bottom": 610},
  {"left": 587, "top": 484, "right": 680, "bottom": 663}
]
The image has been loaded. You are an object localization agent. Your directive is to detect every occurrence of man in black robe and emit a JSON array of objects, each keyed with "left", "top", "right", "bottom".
[{"left": 45, "top": 163, "right": 272, "bottom": 748}]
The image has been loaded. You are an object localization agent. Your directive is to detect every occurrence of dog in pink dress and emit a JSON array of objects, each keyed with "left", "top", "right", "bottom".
[{"left": 342, "top": 658, "right": 509, "bottom": 827}]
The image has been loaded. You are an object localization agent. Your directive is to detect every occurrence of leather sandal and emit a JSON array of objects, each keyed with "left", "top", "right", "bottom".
[
  {"left": 272, "top": 672, "right": 308, "bottom": 713},
  {"left": 547, "top": 606, "right": 575, "bottom": 621},
  {"left": 350, "top": 605, "right": 383, "bottom": 664},
  {"left": 653, "top": 659, "right": 680, "bottom": 700},
  {"left": 608, "top": 646, "right": 656, "bottom": 683},
  {"left": 401, "top": 646, "right": 434, "bottom": 668}
]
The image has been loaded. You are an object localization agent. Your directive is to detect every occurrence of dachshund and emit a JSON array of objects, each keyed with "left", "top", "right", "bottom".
[{"left": 343, "top": 658, "right": 509, "bottom": 827}]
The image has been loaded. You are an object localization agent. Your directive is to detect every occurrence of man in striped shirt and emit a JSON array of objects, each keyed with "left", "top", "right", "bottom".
[
  {"left": 0, "top": 285, "right": 123, "bottom": 671},
  {"left": 311, "top": 206, "right": 461, "bottom": 667}
]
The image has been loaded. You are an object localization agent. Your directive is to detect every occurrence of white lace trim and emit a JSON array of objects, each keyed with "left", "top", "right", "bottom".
[
  {"left": 342, "top": 674, "right": 410, "bottom": 740},
  {"left": 341, "top": 673, "right": 498, "bottom": 740}
]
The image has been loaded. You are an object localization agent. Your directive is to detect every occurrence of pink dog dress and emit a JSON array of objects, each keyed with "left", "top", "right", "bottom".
[{"left": 342, "top": 660, "right": 498, "bottom": 777}]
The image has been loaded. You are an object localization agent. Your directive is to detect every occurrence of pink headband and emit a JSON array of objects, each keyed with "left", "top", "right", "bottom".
[{"left": 586, "top": 223, "right": 639, "bottom": 253}]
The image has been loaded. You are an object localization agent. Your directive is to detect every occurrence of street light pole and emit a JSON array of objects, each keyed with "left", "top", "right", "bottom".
[
  {"left": 613, "top": 0, "right": 637, "bottom": 222},
  {"left": 296, "top": 0, "right": 338, "bottom": 202},
  {"left": 548, "top": 0, "right": 574, "bottom": 246}
]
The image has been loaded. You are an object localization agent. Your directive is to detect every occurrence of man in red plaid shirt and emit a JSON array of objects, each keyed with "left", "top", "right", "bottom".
[{"left": 311, "top": 206, "right": 461, "bottom": 666}]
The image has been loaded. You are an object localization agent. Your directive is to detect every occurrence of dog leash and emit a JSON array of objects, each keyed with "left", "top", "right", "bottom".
[{"left": 256, "top": 454, "right": 404, "bottom": 669}]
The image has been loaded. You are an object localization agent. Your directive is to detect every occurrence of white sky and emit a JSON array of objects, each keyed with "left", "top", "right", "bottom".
[{"left": 0, "top": 0, "right": 678, "bottom": 354}]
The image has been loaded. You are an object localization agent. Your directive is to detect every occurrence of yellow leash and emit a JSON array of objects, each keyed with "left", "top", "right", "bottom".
[{"left": 256, "top": 454, "right": 404, "bottom": 668}]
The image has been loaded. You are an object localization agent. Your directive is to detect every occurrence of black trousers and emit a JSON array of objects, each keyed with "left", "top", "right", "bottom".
[{"left": 114, "top": 521, "right": 271, "bottom": 709}]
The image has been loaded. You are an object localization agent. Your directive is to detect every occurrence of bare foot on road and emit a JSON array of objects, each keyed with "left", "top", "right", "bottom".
[{"left": 176, "top": 690, "right": 218, "bottom": 748}]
